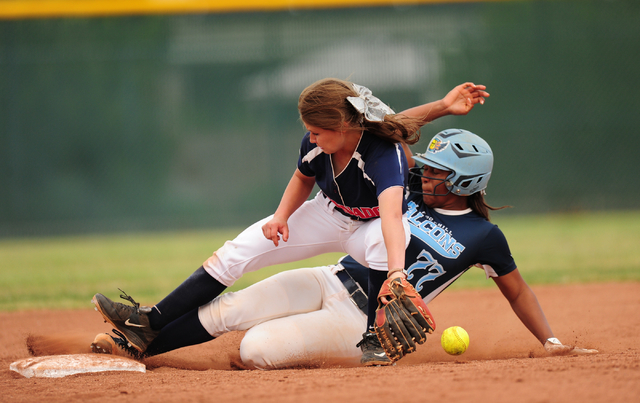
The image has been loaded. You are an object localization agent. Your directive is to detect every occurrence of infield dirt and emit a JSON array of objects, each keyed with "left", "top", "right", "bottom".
[{"left": 2, "top": 282, "right": 639, "bottom": 403}]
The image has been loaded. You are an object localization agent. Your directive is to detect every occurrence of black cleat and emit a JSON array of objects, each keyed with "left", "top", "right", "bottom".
[
  {"left": 90, "top": 330, "right": 147, "bottom": 360},
  {"left": 356, "top": 332, "right": 393, "bottom": 366},
  {"left": 91, "top": 289, "right": 159, "bottom": 353}
]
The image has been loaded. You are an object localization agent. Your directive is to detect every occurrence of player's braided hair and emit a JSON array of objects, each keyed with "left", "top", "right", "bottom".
[{"left": 298, "top": 78, "right": 422, "bottom": 145}]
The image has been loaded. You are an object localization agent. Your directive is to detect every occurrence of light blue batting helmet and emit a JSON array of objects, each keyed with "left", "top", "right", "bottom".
[{"left": 411, "top": 128, "right": 493, "bottom": 196}]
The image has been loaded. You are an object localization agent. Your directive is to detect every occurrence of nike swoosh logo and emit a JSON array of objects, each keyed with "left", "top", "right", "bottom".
[
  {"left": 374, "top": 353, "right": 387, "bottom": 357},
  {"left": 124, "top": 319, "right": 146, "bottom": 328}
]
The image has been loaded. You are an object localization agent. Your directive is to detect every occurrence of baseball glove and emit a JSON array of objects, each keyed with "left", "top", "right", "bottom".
[{"left": 374, "top": 277, "right": 436, "bottom": 362}]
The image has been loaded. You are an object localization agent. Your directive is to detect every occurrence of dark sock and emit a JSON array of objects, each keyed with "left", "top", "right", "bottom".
[
  {"left": 148, "top": 266, "right": 226, "bottom": 330},
  {"left": 366, "top": 268, "right": 388, "bottom": 331},
  {"left": 145, "top": 308, "right": 214, "bottom": 357}
]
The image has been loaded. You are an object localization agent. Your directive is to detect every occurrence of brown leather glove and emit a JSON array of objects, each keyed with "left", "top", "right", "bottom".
[{"left": 374, "top": 277, "right": 436, "bottom": 362}]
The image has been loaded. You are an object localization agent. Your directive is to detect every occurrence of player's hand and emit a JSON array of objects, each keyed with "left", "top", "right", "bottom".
[
  {"left": 442, "top": 82, "right": 490, "bottom": 116},
  {"left": 379, "top": 270, "right": 406, "bottom": 305},
  {"left": 544, "top": 338, "right": 599, "bottom": 356},
  {"left": 261, "top": 216, "right": 289, "bottom": 246}
]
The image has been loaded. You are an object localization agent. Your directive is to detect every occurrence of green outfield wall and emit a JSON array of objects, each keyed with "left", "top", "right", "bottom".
[{"left": 1, "top": 0, "right": 638, "bottom": 236}]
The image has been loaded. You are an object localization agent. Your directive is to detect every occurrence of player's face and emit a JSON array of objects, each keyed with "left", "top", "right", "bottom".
[
  {"left": 420, "top": 165, "right": 452, "bottom": 205},
  {"left": 304, "top": 124, "right": 345, "bottom": 155}
]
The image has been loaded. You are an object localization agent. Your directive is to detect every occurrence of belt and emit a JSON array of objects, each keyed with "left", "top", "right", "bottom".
[{"left": 336, "top": 269, "right": 368, "bottom": 314}]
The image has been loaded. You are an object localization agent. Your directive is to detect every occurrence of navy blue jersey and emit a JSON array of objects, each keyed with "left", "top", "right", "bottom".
[
  {"left": 297, "top": 131, "right": 408, "bottom": 220},
  {"left": 341, "top": 192, "right": 516, "bottom": 303}
]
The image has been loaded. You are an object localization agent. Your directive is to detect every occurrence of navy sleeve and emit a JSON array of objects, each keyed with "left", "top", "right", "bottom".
[
  {"left": 366, "top": 143, "right": 407, "bottom": 198},
  {"left": 297, "top": 132, "right": 316, "bottom": 177},
  {"left": 475, "top": 225, "right": 517, "bottom": 276}
]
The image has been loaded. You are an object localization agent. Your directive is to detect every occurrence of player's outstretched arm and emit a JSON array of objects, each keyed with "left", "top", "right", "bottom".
[
  {"left": 493, "top": 268, "right": 598, "bottom": 355},
  {"left": 399, "top": 83, "right": 490, "bottom": 126}
]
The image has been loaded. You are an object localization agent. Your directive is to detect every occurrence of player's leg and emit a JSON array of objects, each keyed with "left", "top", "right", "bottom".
[
  {"left": 89, "top": 306, "right": 212, "bottom": 358},
  {"left": 149, "top": 266, "right": 226, "bottom": 330},
  {"left": 203, "top": 192, "right": 356, "bottom": 286},
  {"left": 343, "top": 214, "right": 410, "bottom": 272},
  {"left": 91, "top": 266, "right": 225, "bottom": 352},
  {"left": 143, "top": 307, "right": 213, "bottom": 357},
  {"left": 138, "top": 266, "right": 327, "bottom": 357},
  {"left": 198, "top": 266, "right": 324, "bottom": 336},
  {"left": 93, "top": 193, "right": 358, "bottom": 353},
  {"left": 239, "top": 267, "right": 367, "bottom": 369}
]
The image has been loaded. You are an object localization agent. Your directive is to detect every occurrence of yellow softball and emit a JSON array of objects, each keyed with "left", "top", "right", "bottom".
[{"left": 441, "top": 326, "right": 470, "bottom": 355}]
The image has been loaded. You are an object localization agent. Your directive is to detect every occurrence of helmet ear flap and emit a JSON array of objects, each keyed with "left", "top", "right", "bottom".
[{"left": 450, "top": 169, "right": 493, "bottom": 196}]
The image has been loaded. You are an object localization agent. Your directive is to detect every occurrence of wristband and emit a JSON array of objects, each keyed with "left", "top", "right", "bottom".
[{"left": 387, "top": 268, "right": 406, "bottom": 278}]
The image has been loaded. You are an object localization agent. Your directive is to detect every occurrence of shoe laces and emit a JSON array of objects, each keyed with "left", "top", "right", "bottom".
[
  {"left": 356, "top": 332, "right": 382, "bottom": 350},
  {"left": 112, "top": 328, "right": 147, "bottom": 360},
  {"left": 117, "top": 288, "right": 152, "bottom": 314},
  {"left": 118, "top": 288, "right": 141, "bottom": 311}
]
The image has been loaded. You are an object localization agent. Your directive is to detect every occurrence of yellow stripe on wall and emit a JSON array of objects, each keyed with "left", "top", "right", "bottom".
[{"left": 0, "top": 0, "right": 490, "bottom": 20}]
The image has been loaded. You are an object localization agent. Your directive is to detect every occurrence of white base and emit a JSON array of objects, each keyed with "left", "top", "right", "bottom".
[{"left": 10, "top": 354, "right": 146, "bottom": 378}]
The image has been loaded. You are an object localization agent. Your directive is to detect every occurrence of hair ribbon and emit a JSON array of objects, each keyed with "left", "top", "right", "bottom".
[{"left": 347, "top": 83, "right": 395, "bottom": 122}]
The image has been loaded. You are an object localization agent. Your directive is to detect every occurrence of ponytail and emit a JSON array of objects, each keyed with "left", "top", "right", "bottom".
[{"left": 468, "top": 192, "right": 510, "bottom": 221}]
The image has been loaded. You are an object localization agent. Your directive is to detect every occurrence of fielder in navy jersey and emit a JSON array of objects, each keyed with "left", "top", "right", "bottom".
[{"left": 260, "top": 78, "right": 418, "bottom": 295}]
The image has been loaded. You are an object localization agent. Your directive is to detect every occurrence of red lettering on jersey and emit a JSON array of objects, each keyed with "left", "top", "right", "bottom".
[
  {"left": 361, "top": 207, "right": 379, "bottom": 218},
  {"left": 333, "top": 201, "right": 380, "bottom": 219}
]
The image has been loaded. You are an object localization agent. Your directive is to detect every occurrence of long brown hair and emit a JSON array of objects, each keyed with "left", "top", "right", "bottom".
[
  {"left": 298, "top": 78, "right": 422, "bottom": 145},
  {"left": 468, "top": 192, "right": 510, "bottom": 221}
]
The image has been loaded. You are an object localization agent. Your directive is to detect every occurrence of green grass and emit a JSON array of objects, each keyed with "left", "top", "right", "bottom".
[
  {"left": 0, "top": 228, "right": 344, "bottom": 311},
  {"left": 1, "top": 210, "right": 639, "bottom": 311}
]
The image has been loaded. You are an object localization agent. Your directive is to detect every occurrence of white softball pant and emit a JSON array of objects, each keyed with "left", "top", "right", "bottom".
[
  {"left": 203, "top": 191, "right": 410, "bottom": 286},
  {"left": 198, "top": 264, "right": 366, "bottom": 369}
]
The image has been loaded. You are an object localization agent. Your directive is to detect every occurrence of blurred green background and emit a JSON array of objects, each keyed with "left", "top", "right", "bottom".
[
  {"left": 1, "top": 209, "right": 639, "bottom": 310},
  {"left": 2, "top": 0, "right": 638, "bottom": 237}
]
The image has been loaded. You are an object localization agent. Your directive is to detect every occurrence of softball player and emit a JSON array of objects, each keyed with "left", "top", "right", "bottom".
[
  {"left": 92, "top": 129, "right": 597, "bottom": 368},
  {"left": 91, "top": 82, "right": 491, "bottom": 357}
]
